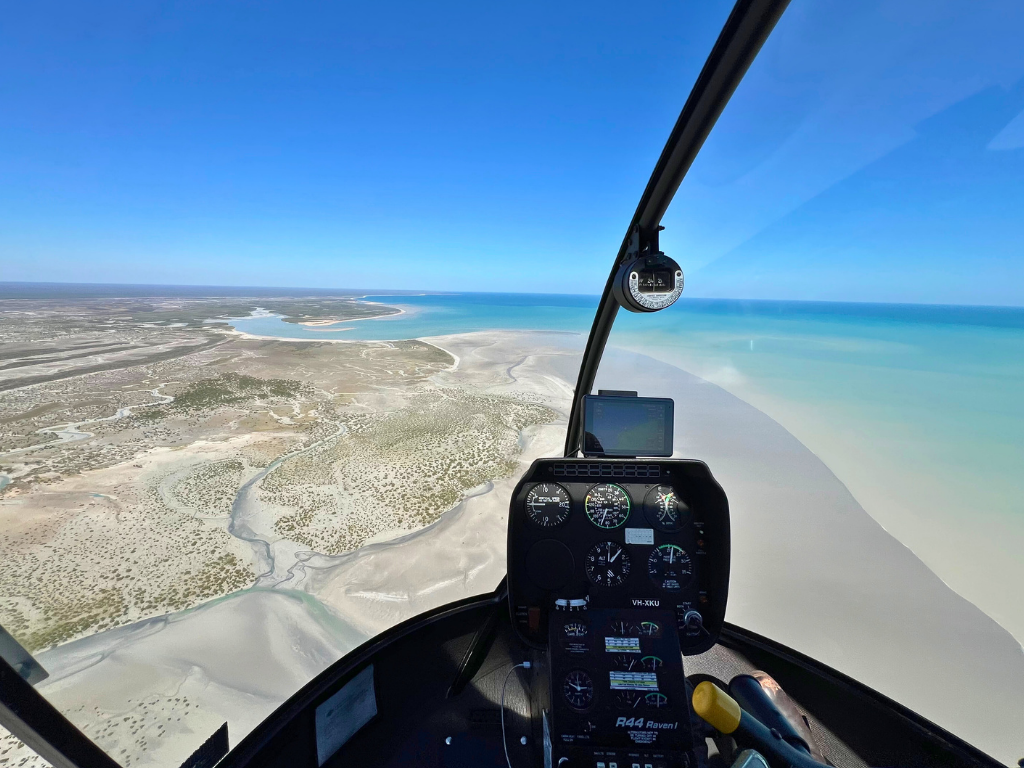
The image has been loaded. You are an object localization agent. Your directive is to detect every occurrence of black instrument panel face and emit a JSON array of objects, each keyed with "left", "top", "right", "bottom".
[
  {"left": 548, "top": 608, "right": 696, "bottom": 767},
  {"left": 507, "top": 459, "right": 730, "bottom": 654}
]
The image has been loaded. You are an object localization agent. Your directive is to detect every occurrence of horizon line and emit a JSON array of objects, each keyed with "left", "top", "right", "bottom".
[{"left": 1, "top": 280, "right": 1024, "bottom": 311}]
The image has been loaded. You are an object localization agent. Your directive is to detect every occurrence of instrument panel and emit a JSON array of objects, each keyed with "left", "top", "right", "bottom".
[
  {"left": 507, "top": 459, "right": 730, "bottom": 654},
  {"left": 546, "top": 608, "right": 700, "bottom": 767}
]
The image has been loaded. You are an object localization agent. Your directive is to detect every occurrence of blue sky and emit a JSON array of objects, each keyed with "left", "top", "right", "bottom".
[
  {"left": 2, "top": 0, "right": 1022, "bottom": 303},
  {"left": 670, "top": 0, "right": 1024, "bottom": 305}
]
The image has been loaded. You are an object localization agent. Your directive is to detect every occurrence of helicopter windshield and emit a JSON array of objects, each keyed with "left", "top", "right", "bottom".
[
  {"left": 598, "top": 0, "right": 1024, "bottom": 762},
  {"left": 2, "top": 1, "right": 1024, "bottom": 767}
]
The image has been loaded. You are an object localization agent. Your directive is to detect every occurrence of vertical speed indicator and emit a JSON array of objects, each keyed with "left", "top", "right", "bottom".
[{"left": 524, "top": 483, "right": 571, "bottom": 527}]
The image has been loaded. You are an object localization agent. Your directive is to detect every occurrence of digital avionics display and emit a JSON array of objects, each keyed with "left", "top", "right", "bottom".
[{"left": 582, "top": 396, "right": 674, "bottom": 457}]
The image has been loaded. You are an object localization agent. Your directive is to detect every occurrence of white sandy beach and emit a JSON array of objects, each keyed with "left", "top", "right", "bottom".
[{"left": 10, "top": 330, "right": 1023, "bottom": 766}]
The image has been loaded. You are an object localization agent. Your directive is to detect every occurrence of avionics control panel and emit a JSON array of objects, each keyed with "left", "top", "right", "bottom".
[
  {"left": 548, "top": 608, "right": 699, "bottom": 768},
  {"left": 507, "top": 459, "right": 730, "bottom": 655}
]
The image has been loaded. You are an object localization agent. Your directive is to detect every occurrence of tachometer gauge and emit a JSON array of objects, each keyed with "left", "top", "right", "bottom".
[
  {"left": 637, "top": 620, "right": 661, "bottom": 637},
  {"left": 645, "top": 692, "right": 669, "bottom": 709},
  {"left": 647, "top": 544, "right": 693, "bottom": 591},
  {"left": 585, "top": 541, "right": 631, "bottom": 587},
  {"left": 644, "top": 485, "right": 687, "bottom": 532},
  {"left": 525, "top": 483, "right": 571, "bottom": 527},
  {"left": 640, "top": 655, "right": 663, "bottom": 672},
  {"left": 563, "top": 670, "right": 594, "bottom": 710},
  {"left": 585, "top": 484, "right": 631, "bottom": 529}
]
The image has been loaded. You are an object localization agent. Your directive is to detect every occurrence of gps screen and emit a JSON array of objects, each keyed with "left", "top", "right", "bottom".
[{"left": 582, "top": 396, "right": 674, "bottom": 457}]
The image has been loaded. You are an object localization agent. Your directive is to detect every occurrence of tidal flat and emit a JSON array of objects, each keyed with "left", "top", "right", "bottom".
[{"left": 2, "top": 296, "right": 1022, "bottom": 767}]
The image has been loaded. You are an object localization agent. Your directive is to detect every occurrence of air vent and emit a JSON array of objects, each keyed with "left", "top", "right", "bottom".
[{"left": 551, "top": 463, "right": 660, "bottom": 479}]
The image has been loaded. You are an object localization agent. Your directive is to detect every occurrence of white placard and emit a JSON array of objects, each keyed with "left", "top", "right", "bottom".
[
  {"left": 624, "top": 527, "right": 654, "bottom": 545},
  {"left": 316, "top": 664, "right": 377, "bottom": 765}
]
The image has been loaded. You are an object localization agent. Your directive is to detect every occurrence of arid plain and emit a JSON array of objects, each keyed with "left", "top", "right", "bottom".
[{"left": 0, "top": 295, "right": 569, "bottom": 767}]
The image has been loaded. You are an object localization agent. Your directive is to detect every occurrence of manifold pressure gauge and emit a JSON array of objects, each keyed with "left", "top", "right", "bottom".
[{"left": 612, "top": 250, "right": 684, "bottom": 313}]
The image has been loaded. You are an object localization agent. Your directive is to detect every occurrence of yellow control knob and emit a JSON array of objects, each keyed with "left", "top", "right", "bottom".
[{"left": 692, "top": 681, "right": 742, "bottom": 734}]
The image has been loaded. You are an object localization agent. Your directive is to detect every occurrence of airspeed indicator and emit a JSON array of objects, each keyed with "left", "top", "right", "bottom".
[{"left": 585, "top": 484, "right": 631, "bottom": 529}]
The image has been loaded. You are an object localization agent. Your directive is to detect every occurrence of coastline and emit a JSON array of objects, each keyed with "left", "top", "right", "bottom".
[
  {"left": 290, "top": 299, "right": 409, "bottom": 327},
  {"left": 9, "top": 329, "right": 1022, "bottom": 765},
  {"left": 222, "top": 301, "right": 412, "bottom": 339}
]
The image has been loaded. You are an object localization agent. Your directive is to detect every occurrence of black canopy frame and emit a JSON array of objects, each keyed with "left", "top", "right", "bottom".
[{"left": 563, "top": 0, "right": 791, "bottom": 457}]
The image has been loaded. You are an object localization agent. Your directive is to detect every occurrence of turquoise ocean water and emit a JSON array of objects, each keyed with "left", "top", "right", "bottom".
[
  {"left": 229, "top": 293, "right": 1024, "bottom": 640},
  {"left": 226, "top": 292, "right": 599, "bottom": 340}
]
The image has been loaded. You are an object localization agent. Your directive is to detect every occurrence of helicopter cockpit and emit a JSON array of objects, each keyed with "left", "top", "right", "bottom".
[{"left": 3, "top": 0, "right": 1023, "bottom": 768}]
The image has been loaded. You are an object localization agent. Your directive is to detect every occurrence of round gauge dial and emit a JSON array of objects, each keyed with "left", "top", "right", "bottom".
[
  {"left": 563, "top": 621, "right": 588, "bottom": 638},
  {"left": 611, "top": 654, "right": 641, "bottom": 671},
  {"left": 609, "top": 619, "right": 634, "bottom": 636},
  {"left": 644, "top": 485, "right": 687, "bottom": 532},
  {"left": 647, "top": 544, "right": 693, "bottom": 591},
  {"left": 615, "top": 690, "right": 642, "bottom": 709},
  {"left": 563, "top": 670, "right": 594, "bottom": 710},
  {"left": 585, "top": 541, "right": 631, "bottom": 587},
  {"left": 640, "top": 655, "right": 663, "bottom": 672},
  {"left": 525, "top": 483, "right": 571, "bottom": 527},
  {"left": 637, "top": 620, "right": 661, "bottom": 637},
  {"left": 585, "top": 484, "right": 631, "bottom": 529},
  {"left": 645, "top": 692, "right": 669, "bottom": 709}
]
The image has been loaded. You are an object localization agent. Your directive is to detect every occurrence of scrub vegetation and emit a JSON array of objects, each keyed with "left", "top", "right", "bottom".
[
  {"left": 0, "top": 295, "right": 558, "bottom": 657},
  {"left": 267, "top": 389, "right": 556, "bottom": 554}
]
